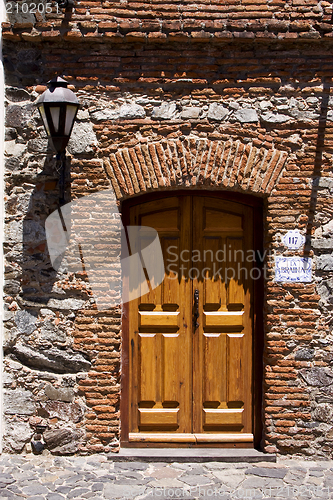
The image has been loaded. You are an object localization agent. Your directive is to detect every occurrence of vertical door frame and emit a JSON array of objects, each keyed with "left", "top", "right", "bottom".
[{"left": 120, "top": 190, "right": 264, "bottom": 449}]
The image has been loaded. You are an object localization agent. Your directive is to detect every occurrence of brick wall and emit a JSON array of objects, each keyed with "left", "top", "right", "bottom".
[
  {"left": 3, "top": 0, "right": 333, "bottom": 42},
  {"left": 3, "top": 25, "right": 333, "bottom": 456}
]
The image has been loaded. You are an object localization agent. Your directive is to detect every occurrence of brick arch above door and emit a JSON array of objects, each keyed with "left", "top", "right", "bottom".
[{"left": 103, "top": 138, "right": 289, "bottom": 200}]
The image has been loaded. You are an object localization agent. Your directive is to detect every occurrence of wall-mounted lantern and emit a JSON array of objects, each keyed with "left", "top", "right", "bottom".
[{"left": 36, "top": 76, "right": 79, "bottom": 204}]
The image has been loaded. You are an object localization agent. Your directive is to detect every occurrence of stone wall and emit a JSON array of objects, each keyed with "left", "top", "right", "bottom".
[{"left": 2, "top": 36, "right": 333, "bottom": 456}]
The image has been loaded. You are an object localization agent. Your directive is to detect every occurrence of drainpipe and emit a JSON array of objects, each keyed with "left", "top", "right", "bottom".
[{"left": 0, "top": 0, "right": 6, "bottom": 454}]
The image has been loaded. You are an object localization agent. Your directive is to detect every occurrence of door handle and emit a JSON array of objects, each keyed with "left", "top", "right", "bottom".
[{"left": 193, "top": 289, "right": 199, "bottom": 330}]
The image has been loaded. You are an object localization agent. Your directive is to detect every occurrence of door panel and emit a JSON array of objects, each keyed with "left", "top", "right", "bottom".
[
  {"left": 192, "top": 197, "right": 253, "bottom": 439},
  {"left": 129, "top": 197, "right": 192, "bottom": 434},
  {"left": 127, "top": 195, "right": 254, "bottom": 445}
]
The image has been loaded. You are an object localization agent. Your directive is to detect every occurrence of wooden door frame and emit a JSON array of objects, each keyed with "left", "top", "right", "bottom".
[{"left": 120, "top": 190, "right": 264, "bottom": 449}]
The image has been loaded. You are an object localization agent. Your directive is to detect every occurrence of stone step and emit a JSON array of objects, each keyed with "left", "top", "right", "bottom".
[{"left": 108, "top": 448, "right": 276, "bottom": 463}]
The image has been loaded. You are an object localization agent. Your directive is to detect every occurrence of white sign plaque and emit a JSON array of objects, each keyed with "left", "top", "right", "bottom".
[
  {"left": 282, "top": 230, "right": 306, "bottom": 250},
  {"left": 275, "top": 256, "right": 312, "bottom": 283}
]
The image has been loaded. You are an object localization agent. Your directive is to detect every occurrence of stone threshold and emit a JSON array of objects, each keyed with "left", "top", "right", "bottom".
[{"left": 108, "top": 448, "right": 276, "bottom": 463}]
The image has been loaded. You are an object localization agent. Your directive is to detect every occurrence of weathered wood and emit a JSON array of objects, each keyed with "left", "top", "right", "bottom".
[{"left": 126, "top": 194, "right": 255, "bottom": 445}]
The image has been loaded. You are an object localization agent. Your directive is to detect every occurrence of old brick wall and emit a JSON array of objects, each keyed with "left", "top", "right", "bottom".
[
  {"left": 3, "top": 0, "right": 333, "bottom": 42},
  {"left": 2, "top": 5, "right": 333, "bottom": 456}
]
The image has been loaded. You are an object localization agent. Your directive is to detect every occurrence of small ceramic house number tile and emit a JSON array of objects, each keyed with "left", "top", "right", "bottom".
[{"left": 282, "top": 229, "right": 306, "bottom": 250}]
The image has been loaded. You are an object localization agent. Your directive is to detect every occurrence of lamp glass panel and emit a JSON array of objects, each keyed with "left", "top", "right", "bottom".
[
  {"left": 50, "top": 107, "right": 60, "bottom": 133},
  {"left": 38, "top": 105, "right": 51, "bottom": 136},
  {"left": 64, "top": 105, "right": 78, "bottom": 136}
]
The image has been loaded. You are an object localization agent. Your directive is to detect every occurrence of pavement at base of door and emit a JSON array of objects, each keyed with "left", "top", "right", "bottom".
[{"left": 0, "top": 454, "right": 333, "bottom": 499}]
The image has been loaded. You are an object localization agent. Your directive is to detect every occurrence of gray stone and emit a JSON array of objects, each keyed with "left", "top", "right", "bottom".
[
  {"left": 181, "top": 107, "right": 201, "bottom": 119},
  {"left": 0, "top": 475, "right": 15, "bottom": 486},
  {"left": 299, "top": 368, "right": 333, "bottom": 386},
  {"left": 119, "top": 103, "right": 145, "bottom": 119},
  {"left": 149, "top": 467, "right": 181, "bottom": 479},
  {"left": 179, "top": 475, "right": 214, "bottom": 486},
  {"left": 40, "top": 401, "right": 83, "bottom": 423},
  {"left": 22, "top": 484, "right": 49, "bottom": 496},
  {"left": 76, "top": 109, "right": 89, "bottom": 120},
  {"left": 186, "top": 466, "right": 206, "bottom": 475},
  {"left": 148, "top": 478, "right": 187, "bottom": 488},
  {"left": 104, "top": 484, "right": 146, "bottom": 498},
  {"left": 12, "top": 343, "right": 91, "bottom": 373},
  {"left": 4, "top": 280, "right": 20, "bottom": 295},
  {"left": 283, "top": 467, "right": 307, "bottom": 485},
  {"left": 91, "top": 483, "right": 104, "bottom": 492},
  {"left": 114, "top": 462, "right": 149, "bottom": 470},
  {"left": 244, "top": 467, "right": 287, "bottom": 479},
  {"left": 234, "top": 108, "right": 258, "bottom": 123},
  {"left": 90, "top": 108, "right": 120, "bottom": 121},
  {"left": 40, "top": 322, "right": 66, "bottom": 344},
  {"left": 44, "top": 385, "right": 75, "bottom": 403},
  {"left": 5, "top": 156, "right": 20, "bottom": 171},
  {"left": 3, "top": 389, "right": 35, "bottom": 415},
  {"left": 151, "top": 102, "right": 177, "bottom": 120},
  {"left": 23, "top": 220, "right": 46, "bottom": 245},
  {"left": 207, "top": 103, "right": 228, "bottom": 121},
  {"left": 46, "top": 298, "right": 85, "bottom": 310},
  {"left": 6, "top": 104, "right": 33, "bottom": 128},
  {"left": 322, "top": 220, "right": 333, "bottom": 236},
  {"left": 241, "top": 476, "right": 284, "bottom": 489},
  {"left": 15, "top": 310, "right": 37, "bottom": 334},
  {"left": 309, "top": 467, "right": 325, "bottom": 476},
  {"left": 316, "top": 178, "right": 333, "bottom": 189},
  {"left": 313, "top": 403, "right": 333, "bottom": 423},
  {"left": 6, "top": 483, "right": 23, "bottom": 494},
  {"left": 295, "top": 348, "right": 315, "bottom": 361},
  {"left": 259, "top": 100, "right": 272, "bottom": 110},
  {"left": 317, "top": 254, "right": 333, "bottom": 271},
  {"left": 5, "top": 127, "right": 17, "bottom": 141},
  {"left": 67, "top": 122, "right": 98, "bottom": 155},
  {"left": 192, "top": 485, "right": 231, "bottom": 500},
  {"left": 44, "top": 428, "right": 85, "bottom": 451},
  {"left": 67, "top": 488, "right": 90, "bottom": 498},
  {"left": 27, "top": 138, "right": 49, "bottom": 153},
  {"left": 2, "top": 420, "right": 33, "bottom": 453},
  {"left": 47, "top": 495, "right": 66, "bottom": 500},
  {"left": 94, "top": 475, "right": 117, "bottom": 482},
  {"left": 260, "top": 112, "right": 290, "bottom": 123},
  {"left": 121, "top": 471, "right": 146, "bottom": 480},
  {"left": 228, "top": 100, "right": 240, "bottom": 110},
  {"left": 313, "top": 238, "right": 333, "bottom": 249},
  {"left": 6, "top": 219, "right": 23, "bottom": 242},
  {"left": 6, "top": 88, "right": 31, "bottom": 102},
  {"left": 113, "top": 478, "right": 151, "bottom": 485},
  {"left": 212, "top": 470, "right": 245, "bottom": 488},
  {"left": 54, "top": 487, "right": 72, "bottom": 495},
  {"left": 289, "top": 108, "right": 319, "bottom": 120},
  {"left": 4, "top": 140, "right": 26, "bottom": 157}
]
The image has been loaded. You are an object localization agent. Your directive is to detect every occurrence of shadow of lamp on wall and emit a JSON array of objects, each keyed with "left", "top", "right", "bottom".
[{"left": 35, "top": 76, "right": 79, "bottom": 205}]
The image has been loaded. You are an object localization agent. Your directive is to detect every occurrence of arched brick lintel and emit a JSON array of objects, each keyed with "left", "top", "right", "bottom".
[{"left": 103, "top": 138, "right": 289, "bottom": 200}]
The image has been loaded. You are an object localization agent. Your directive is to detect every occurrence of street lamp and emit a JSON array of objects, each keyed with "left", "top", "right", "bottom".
[{"left": 36, "top": 76, "right": 79, "bottom": 204}]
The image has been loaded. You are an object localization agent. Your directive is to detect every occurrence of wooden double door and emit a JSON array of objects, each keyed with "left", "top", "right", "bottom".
[{"left": 122, "top": 193, "right": 261, "bottom": 447}]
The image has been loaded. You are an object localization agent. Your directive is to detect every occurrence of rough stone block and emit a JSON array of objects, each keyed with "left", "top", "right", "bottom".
[
  {"left": 151, "top": 102, "right": 177, "bottom": 120},
  {"left": 3, "top": 389, "right": 35, "bottom": 415},
  {"left": 234, "top": 108, "right": 258, "bottom": 123},
  {"left": 207, "top": 102, "right": 228, "bottom": 121}
]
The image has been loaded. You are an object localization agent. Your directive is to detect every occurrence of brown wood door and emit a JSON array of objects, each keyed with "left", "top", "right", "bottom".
[{"left": 125, "top": 195, "right": 255, "bottom": 446}]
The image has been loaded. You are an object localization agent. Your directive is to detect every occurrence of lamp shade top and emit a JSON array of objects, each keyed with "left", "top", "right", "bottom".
[{"left": 36, "top": 76, "right": 79, "bottom": 106}]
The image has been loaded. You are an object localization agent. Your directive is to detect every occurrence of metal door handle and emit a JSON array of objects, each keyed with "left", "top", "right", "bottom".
[{"left": 193, "top": 289, "right": 199, "bottom": 330}]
